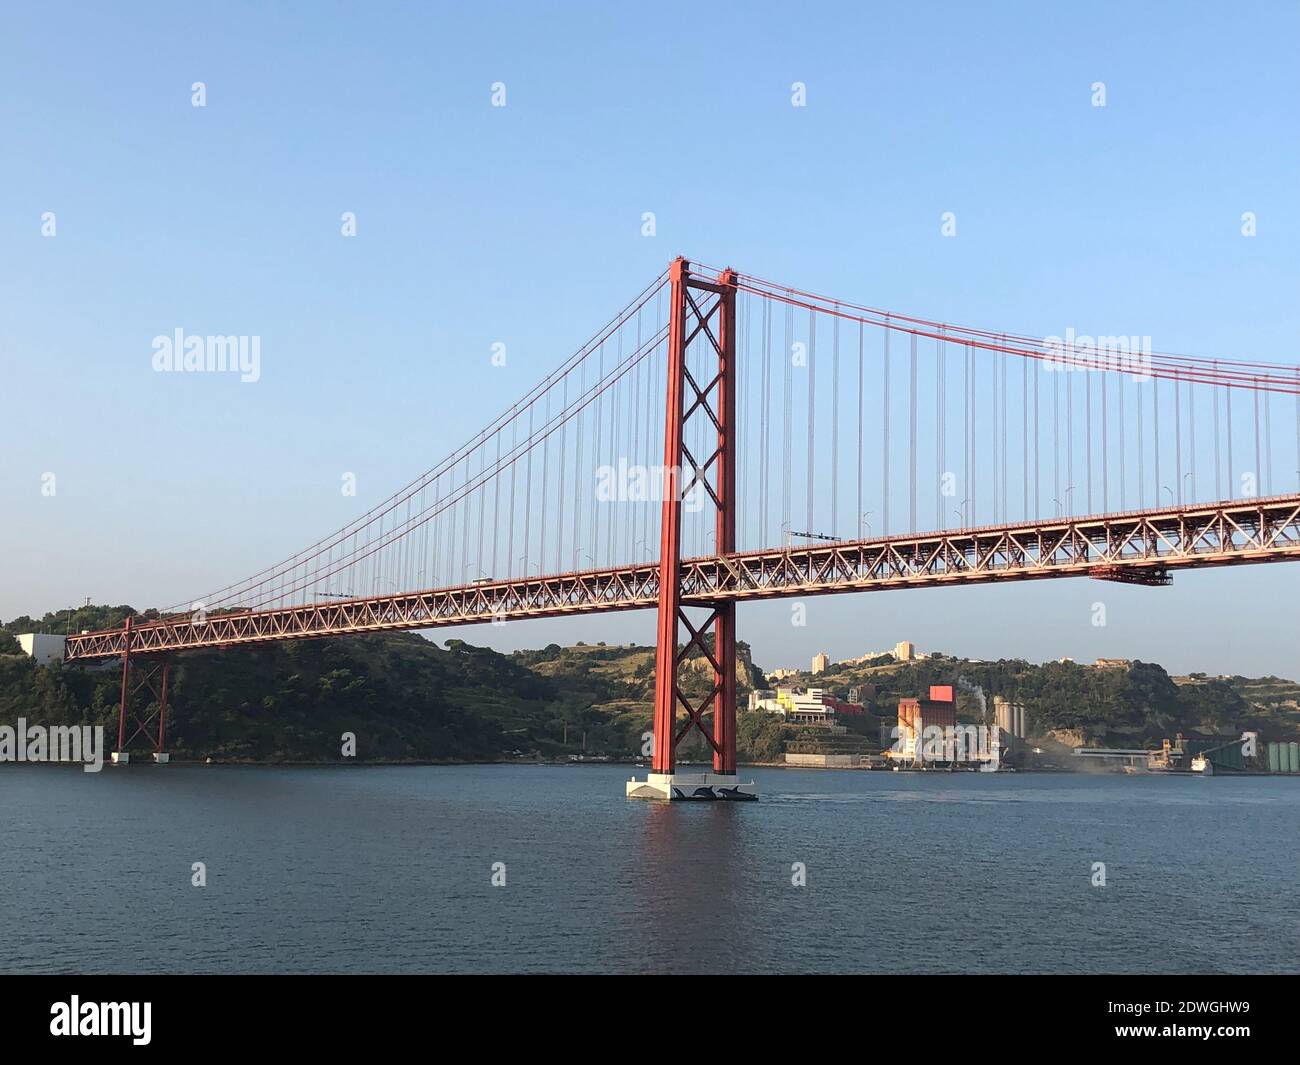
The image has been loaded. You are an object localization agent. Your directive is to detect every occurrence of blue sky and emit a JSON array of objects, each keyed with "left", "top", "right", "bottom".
[{"left": 2, "top": 1, "right": 1298, "bottom": 676}]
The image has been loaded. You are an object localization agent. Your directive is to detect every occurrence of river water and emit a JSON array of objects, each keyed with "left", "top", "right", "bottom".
[{"left": 1, "top": 764, "right": 1295, "bottom": 974}]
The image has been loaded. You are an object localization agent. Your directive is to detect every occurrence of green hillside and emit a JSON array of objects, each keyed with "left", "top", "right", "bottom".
[
  {"left": 2, "top": 605, "right": 1296, "bottom": 763},
  {"left": 758, "top": 653, "right": 1300, "bottom": 746}
]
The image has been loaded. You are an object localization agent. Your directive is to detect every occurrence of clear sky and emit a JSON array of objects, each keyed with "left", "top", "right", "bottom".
[{"left": 2, "top": 1, "right": 1298, "bottom": 677}]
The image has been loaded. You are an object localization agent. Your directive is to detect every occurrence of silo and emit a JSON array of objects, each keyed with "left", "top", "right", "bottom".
[
  {"left": 994, "top": 697, "right": 1014, "bottom": 735},
  {"left": 1268, "top": 742, "right": 1281, "bottom": 772},
  {"left": 1016, "top": 705, "right": 1026, "bottom": 738},
  {"left": 1289, "top": 742, "right": 1299, "bottom": 773}
]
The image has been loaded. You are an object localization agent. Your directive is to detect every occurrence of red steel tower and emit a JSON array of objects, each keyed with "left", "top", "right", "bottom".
[{"left": 627, "top": 258, "right": 757, "bottom": 800}]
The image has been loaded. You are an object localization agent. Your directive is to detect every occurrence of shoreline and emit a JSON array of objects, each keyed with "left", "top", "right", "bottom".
[{"left": 4, "top": 757, "right": 1295, "bottom": 777}]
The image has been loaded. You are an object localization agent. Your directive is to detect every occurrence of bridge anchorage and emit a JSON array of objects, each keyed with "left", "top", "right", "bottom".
[{"left": 627, "top": 260, "right": 758, "bottom": 801}]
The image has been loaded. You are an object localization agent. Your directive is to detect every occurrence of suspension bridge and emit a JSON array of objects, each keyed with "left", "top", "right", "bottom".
[{"left": 65, "top": 258, "right": 1300, "bottom": 799}]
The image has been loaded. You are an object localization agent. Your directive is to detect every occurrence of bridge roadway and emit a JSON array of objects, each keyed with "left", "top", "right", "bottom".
[{"left": 63, "top": 493, "right": 1300, "bottom": 662}]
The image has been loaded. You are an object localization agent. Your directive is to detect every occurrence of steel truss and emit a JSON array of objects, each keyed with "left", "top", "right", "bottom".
[
  {"left": 66, "top": 501, "right": 1300, "bottom": 660},
  {"left": 114, "top": 617, "right": 172, "bottom": 755}
]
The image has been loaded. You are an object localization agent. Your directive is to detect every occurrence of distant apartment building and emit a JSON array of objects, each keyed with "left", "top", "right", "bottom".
[
  {"left": 843, "top": 641, "right": 927, "bottom": 666},
  {"left": 1093, "top": 658, "right": 1132, "bottom": 669},
  {"left": 811, "top": 652, "right": 830, "bottom": 675}
]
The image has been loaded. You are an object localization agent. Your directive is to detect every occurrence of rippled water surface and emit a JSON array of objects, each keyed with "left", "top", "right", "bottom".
[{"left": 2, "top": 765, "right": 1296, "bottom": 973}]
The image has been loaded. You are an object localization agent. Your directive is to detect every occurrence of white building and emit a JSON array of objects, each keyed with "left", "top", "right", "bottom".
[
  {"left": 749, "top": 686, "right": 837, "bottom": 726},
  {"left": 15, "top": 633, "right": 66, "bottom": 665}
]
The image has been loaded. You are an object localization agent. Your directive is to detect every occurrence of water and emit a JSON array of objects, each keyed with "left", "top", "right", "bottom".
[{"left": 1, "top": 765, "right": 1296, "bottom": 974}]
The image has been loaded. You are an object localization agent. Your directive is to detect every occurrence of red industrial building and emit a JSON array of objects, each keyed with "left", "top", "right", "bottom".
[
  {"left": 824, "top": 695, "right": 866, "bottom": 716},
  {"left": 897, "top": 685, "right": 958, "bottom": 735}
]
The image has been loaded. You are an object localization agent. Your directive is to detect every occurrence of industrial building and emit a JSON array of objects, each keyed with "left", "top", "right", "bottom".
[
  {"left": 1074, "top": 733, "right": 1297, "bottom": 774},
  {"left": 889, "top": 685, "right": 958, "bottom": 762},
  {"left": 1266, "top": 741, "right": 1300, "bottom": 773},
  {"left": 992, "top": 695, "right": 1027, "bottom": 738}
]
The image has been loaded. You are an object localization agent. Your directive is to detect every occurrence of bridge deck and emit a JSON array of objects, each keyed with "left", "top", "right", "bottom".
[{"left": 63, "top": 494, "right": 1300, "bottom": 661}]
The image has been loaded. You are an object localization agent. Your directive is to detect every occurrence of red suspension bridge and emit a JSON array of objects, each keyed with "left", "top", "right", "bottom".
[{"left": 66, "top": 259, "right": 1300, "bottom": 797}]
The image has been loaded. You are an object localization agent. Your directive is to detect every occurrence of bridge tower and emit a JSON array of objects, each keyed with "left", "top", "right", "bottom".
[
  {"left": 626, "top": 259, "right": 757, "bottom": 801},
  {"left": 110, "top": 616, "right": 173, "bottom": 765}
]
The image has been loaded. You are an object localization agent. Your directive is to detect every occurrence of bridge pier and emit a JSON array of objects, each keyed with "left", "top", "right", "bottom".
[
  {"left": 626, "top": 772, "right": 758, "bottom": 801},
  {"left": 111, "top": 617, "right": 172, "bottom": 764},
  {"left": 626, "top": 259, "right": 758, "bottom": 801}
]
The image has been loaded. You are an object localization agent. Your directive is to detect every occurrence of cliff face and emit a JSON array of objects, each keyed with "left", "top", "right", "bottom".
[{"left": 682, "top": 643, "right": 757, "bottom": 690}]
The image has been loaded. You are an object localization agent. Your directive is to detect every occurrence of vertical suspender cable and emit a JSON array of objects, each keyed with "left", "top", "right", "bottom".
[
  {"left": 539, "top": 392, "right": 550, "bottom": 576},
  {"left": 523, "top": 405, "right": 534, "bottom": 576},
  {"left": 1226, "top": 378, "right": 1234, "bottom": 498},
  {"left": 963, "top": 344, "right": 971, "bottom": 524},
  {"left": 882, "top": 320, "right": 890, "bottom": 536},
  {"left": 1263, "top": 386, "right": 1272, "bottom": 496},
  {"left": 608, "top": 333, "right": 618, "bottom": 562},
  {"left": 909, "top": 332, "right": 917, "bottom": 533},
  {"left": 573, "top": 364, "right": 586, "bottom": 570},
  {"left": 1086, "top": 370, "right": 1094, "bottom": 513},
  {"left": 1118, "top": 373, "right": 1126, "bottom": 510},
  {"left": 783, "top": 303, "right": 792, "bottom": 536},
  {"left": 807, "top": 309, "right": 816, "bottom": 538},
  {"left": 1101, "top": 371, "right": 1108, "bottom": 513},
  {"left": 555, "top": 376, "right": 567, "bottom": 572},
  {"left": 1153, "top": 377, "right": 1161, "bottom": 505},
  {"left": 1213, "top": 363, "right": 1222, "bottom": 499},
  {"left": 761, "top": 299, "right": 772, "bottom": 547},
  {"left": 857, "top": 321, "right": 863, "bottom": 537},
  {"left": 1034, "top": 359, "right": 1040, "bottom": 518},
  {"left": 1022, "top": 358, "right": 1028, "bottom": 519},
  {"left": 1254, "top": 384, "right": 1262, "bottom": 497},
  {"left": 939, "top": 332, "right": 947, "bottom": 528},
  {"left": 831, "top": 305, "right": 839, "bottom": 536},
  {"left": 1066, "top": 370, "right": 1073, "bottom": 515},
  {"left": 1137, "top": 379, "right": 1145, "bottom": 507},
  {"left": 1174, "top": 370, "right": 1183, "bottom": 503},
  {"left": 1053, "top": 365, "right": 1060, "bottom": 515},
  {"left": 591, "top": 342, "right": 603, "bottom": 565},
  {"left": 492, "top": 431, "right": 501, "bottom": 576}
]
